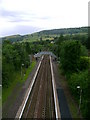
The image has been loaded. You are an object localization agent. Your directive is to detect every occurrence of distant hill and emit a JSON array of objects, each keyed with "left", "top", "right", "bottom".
[
  {"left": 37, "top": 27, "right": 88, "bottom": 35},
  {"left": 2, "top": 35, "right": 23, "bottom": 42},
  {"left": 2, "top": 27, "right": 88, "bottom": 42}
]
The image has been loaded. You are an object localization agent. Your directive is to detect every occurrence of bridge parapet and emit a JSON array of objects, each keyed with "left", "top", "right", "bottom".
[{"left": 34, "top": 51, "right": 57, "bottom": 58}]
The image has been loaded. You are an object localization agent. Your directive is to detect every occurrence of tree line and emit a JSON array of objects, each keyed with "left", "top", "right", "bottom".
[
  {"left": 2, "top": 40, "right": 52, "bottom": 88},
  {"left": 53, "top": 35, "right": 89, "bottom": 118}
]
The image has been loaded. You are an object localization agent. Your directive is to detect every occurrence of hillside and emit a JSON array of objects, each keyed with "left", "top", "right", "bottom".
[
  {"left": 2, "top": 27, "right": 88, "bottom": 42},
  {"left": 2, "top": 35, "right": 23, "bottom": 42},
  {"left": 37, "top": 27, "right": 88, "bottom": 35}
]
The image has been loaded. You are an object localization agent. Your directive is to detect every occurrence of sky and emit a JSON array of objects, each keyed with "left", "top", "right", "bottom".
[{"left": 0, "top": 0, "right": 89, "bottom": 37}]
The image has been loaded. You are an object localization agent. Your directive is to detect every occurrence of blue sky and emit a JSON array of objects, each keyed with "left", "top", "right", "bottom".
[{"left": 0, "top": 0, "right": 89, "bottom": 37}]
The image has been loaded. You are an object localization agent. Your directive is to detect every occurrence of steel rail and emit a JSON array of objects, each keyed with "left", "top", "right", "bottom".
[{"left": 15, "top": 55, "right": 44, "bottom": 119}]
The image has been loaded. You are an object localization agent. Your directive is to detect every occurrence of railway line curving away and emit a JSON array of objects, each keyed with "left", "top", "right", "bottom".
[{"left": 16, "top": 55, "right": 60, "bottom": 119}]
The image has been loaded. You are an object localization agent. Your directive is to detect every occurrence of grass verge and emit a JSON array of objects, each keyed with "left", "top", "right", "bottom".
[
  {"left": 21, "top": 61, "right": 36, "bottom": 83},
  {"left": 2, "top": 61, "right": 36, "bottom": 104}
]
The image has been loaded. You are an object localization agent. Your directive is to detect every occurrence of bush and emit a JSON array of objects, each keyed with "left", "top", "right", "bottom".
[
  {"left": 59, "top": 39, "right": 89, "bottom": 118},
  {"left": 68, "top": 70, "right": 88, "bottom": 118},
  {"left": 60, "top": 40, "right": 81, "bottom": 73},
  {"left": 2, "top": 41, "right": 31, "bottom": 88},
  {"left": 80, "top": 45, "right": 88, "bottom": 56},
  {"left": 78, "top": 56, "right": 90, "bottom": 71}
]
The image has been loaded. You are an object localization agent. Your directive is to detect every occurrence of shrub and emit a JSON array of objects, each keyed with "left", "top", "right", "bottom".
[
  {"left": 80, "top": 45, "right": 88, "bottom": 56},
  {"left": 78, "top": 56, "right": 90, "bottom": 71},
  {"left": 68, "top": 70, "right": 88, "bottom": 118},
  {"left": 60, "top": 40, "right": 81, "bottom": 73}
]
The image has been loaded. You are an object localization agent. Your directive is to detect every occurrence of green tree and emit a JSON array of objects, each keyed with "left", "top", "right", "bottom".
[{"left": 60, "top": 40, "right": 81, "bottom": 73}]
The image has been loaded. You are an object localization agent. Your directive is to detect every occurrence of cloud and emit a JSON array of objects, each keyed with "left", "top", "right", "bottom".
[
  {"left": 0, "top": 25, "right": 42, "bottom": 37},
  {"left": 1, "top": 9, "right": 32, "bottom": 22},
  {"left": 1, "top": 9, "right": 19, "bottom": 17},
  {"left": 0, "top": 8, "right": 52, "bottom": 23},
  {"left": 0, "top": 0, "right": 89, "bottom": 37},
  {"left": 14, "top": 25, "right": 42, "bottom": 35}
]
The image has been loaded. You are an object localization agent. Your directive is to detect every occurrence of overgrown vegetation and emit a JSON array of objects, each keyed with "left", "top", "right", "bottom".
[
  {"left": 2, "top": 41, "right": 30, "bottom": 88},
  {"left": 55, "top": 36, "right": 89, "bottom": 118},
  {"left": 68, "top": 70, "right": 88, "bottom": 117},
  {"left": 2, "top": 61, "right": 36, "bottom": 103},
  {"left": 2, "top": 41, "right": 37, "bottom": 103}
]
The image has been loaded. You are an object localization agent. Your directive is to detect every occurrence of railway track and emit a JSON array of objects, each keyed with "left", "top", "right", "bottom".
[{"left": 16, "top": 55, "right": 60, "bottom": 119}]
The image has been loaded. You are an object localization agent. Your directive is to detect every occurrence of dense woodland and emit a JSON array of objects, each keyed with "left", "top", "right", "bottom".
[{"left": 2, "top": 27, "right": 90, "bottom": 118}]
